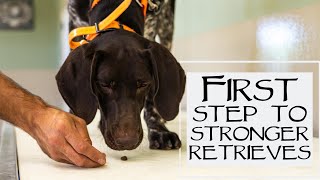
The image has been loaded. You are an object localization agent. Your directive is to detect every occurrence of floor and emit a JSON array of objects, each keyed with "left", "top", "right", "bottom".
[{"left": 16, "top": 112, "right": 320, "bottom": 180}]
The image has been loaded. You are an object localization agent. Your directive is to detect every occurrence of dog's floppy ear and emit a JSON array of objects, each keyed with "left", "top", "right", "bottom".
[
  {"left": 56, "top": 44, "right": 98, "bottom": 124},
  {"left": 146, "top": 42, "right": 186, "bottom": 120}
]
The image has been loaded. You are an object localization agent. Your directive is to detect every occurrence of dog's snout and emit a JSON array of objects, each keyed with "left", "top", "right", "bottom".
[
  {"left": 115, "top": 136, "right": 138, "bottom": 146},
  {"left": 111, "top": 122, "right": 140, "bottom": 148},
  {"left": 114, "top": 131, "right": 140, "bottom": 149}
]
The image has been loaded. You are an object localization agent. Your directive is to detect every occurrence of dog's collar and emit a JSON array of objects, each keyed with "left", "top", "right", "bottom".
[{"left": 68, "top": 0, "right": 148, "bottom": 50}]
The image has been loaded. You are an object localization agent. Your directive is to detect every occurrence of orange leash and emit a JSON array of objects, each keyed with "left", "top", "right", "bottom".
[{"left": 69, "top": 0, "right": 148, "bottom": 50}]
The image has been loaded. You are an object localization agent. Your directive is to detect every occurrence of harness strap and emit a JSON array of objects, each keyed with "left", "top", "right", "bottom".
[
  {"left": 141, "top": 0, "right": 148, "bottom": 17},
  {"left": 91, "top": 0, "right": 101, "bottom": 9},
  {"left": 91, "top": 0, "right": 147, "bottom": 16},
  {"left": 69, "top": 0, "right": 148, "bottom": 50}
]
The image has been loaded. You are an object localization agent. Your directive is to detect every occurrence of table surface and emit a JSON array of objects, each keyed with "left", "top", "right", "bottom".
[
  {"left": 16, "top": 113, "right": 320, "bottom": 180},
  {"left": 0, "top": 120, "right": 19, "bottom": 180}
]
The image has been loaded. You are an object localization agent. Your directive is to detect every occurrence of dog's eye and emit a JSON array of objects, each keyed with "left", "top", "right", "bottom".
[
  {"left": 100, "top": 81, "right": 116, "bottom": 89},
  {"left": 137, "top": 80, "right": 148, "bottom": 88}
]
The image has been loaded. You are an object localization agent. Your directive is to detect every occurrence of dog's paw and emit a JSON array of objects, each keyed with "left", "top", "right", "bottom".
[{"left": 148, "top": 129, "right": 181, "bottom": 150}]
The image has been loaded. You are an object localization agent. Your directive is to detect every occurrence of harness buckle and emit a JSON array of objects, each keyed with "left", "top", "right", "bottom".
[{"left": 95, "top": 23, "right": 103, "bottom": 33}]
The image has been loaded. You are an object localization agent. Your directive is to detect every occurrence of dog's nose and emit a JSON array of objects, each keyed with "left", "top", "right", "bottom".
[
  {"left": 112, "top": 122, "right": 141, "bottom": 149},
  {"left": 114, "top": 136, "right": 139, "bottom": 149}
]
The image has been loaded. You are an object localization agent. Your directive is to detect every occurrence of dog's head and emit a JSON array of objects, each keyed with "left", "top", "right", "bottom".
[{"left": 56, "top": 30, "right": 185, "bottom": 150}]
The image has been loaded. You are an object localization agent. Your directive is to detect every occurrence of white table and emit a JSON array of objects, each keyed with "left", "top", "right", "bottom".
[{"left": 16, "top": 113, "right": 320, "bottom": 180}]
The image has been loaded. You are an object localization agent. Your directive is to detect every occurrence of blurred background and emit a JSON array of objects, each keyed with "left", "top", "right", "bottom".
[{"left": 1, "top": 0, "right": 320, "bottom": 136}]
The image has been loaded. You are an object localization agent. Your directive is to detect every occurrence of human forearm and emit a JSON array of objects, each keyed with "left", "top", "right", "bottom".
[{"left": 0, "top": 72, "right": 48, "bottom": 136}]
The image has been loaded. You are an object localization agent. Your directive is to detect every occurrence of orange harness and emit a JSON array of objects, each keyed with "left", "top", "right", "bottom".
[{"left": 68, "top": 0, "right": 148, "bottom": 50}]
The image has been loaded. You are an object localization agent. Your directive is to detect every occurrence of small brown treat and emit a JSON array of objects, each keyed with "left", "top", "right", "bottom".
[{"left": 121, "top": 156, "right": 128, "bottom": 161}]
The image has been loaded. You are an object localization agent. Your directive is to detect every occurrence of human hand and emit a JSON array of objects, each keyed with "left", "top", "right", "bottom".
[
  {"left": 0, "top": 72, "right": 106, "bottom": 167},
  {"left": 28, "top": 107, "right": 106, "bottom": 168}
]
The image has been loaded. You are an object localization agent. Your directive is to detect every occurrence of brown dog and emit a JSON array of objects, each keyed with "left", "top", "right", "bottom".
[{"left": 56, "top": 0, "right": 185, "bottom": 151}]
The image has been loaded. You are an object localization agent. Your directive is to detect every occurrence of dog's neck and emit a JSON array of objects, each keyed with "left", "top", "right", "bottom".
[{"left": 88, "top": 0, "right": 145, "bottom": 35}]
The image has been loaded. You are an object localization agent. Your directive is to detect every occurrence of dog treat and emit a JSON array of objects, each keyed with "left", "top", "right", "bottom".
[{"left": 121, "top": 156, "right": 128, "bottom": 161}]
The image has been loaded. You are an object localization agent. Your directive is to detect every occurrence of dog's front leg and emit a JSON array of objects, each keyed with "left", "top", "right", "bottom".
[{"left": 144, "top": 97, "right": 181, "bottom": 150}]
